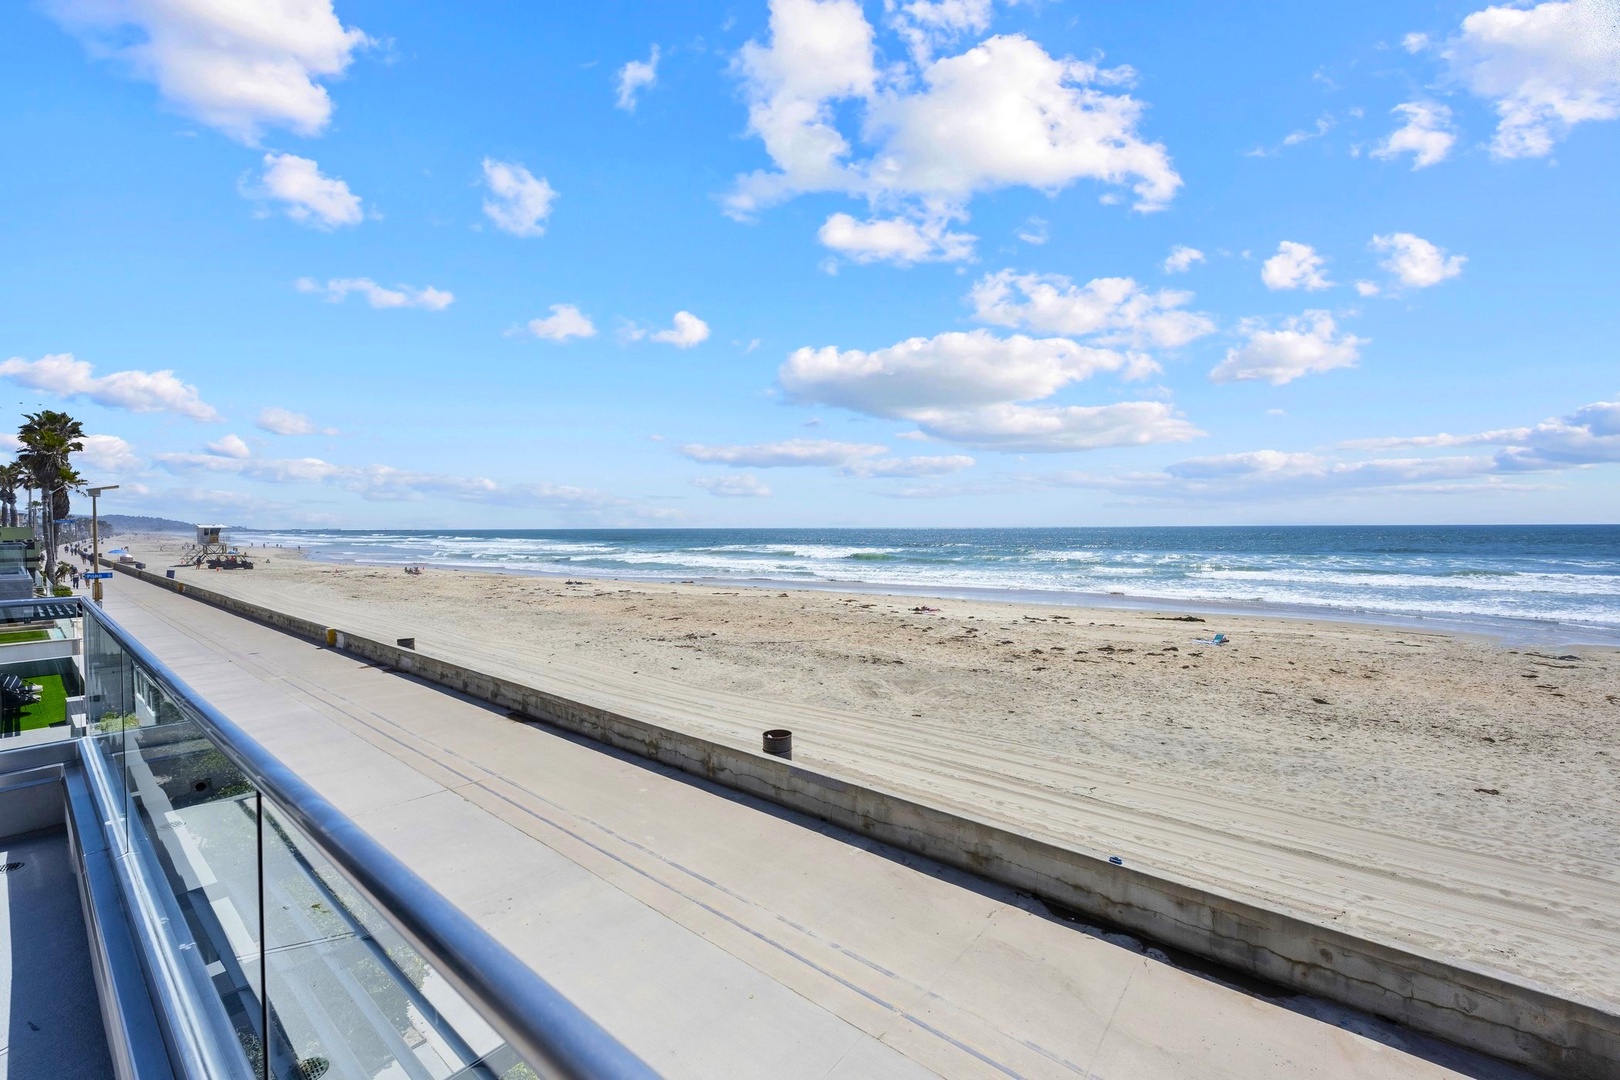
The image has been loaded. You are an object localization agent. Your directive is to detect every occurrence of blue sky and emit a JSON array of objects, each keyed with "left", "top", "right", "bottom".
[{"left": 2, "top": 0, "right": 1617, "bottom": 528}]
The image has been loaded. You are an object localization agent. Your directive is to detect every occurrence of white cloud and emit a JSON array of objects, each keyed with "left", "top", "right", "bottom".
[
  {"left": 1210, "top": 311, "right": 1366, "bottom": 385},
  {"left": 158, "top": 448, "right": 631, "bottom": 509},
  {"left": 728, "top": 2, "right": 1180, "bottom": 230},
  {"left": 679, "top": 439, "right": 887, "bottom": 467},
  {"left": 818, "top": 212, "right": 975, "bottom": 265},
  {"left": 679, "top": 437, "right": 975, "bottom": 478},
  {"left": 1162, "top": 245, "right": 1205, "bottom": 273},
  {"left": 1370, "top": 232, "right": 1467, "bottom": 288},
  {"left": 1403, "top": 32, "right": 1432, "bottom": 53},
  {"left": 526, "top": 304, "right": 597, "bottom": 342},
  {"left": 1442, "top": 0, "right": 1620, "bottom": 158},
  {"left": 911, "top": 401, "right": 1201, "bottom": 453},
  {"left": 0, "top": 353, "right": 220, "bottom": 420},
  {"left": 888, "top": 0, "right": 994, "bottom": 62},
  {"left": 248, "top": 153, "right": 362, "bottom": 228},
  {"left": 779, "top": 328, "right": 1198, "bottom": 452},
  {"left": 1260, "top": 241, "right": 1332, "bottom": 290},
  {"left": 80, "top": 433, "right": 140, "bottom": 474},
  {"left": 616, "top": 45, "right": 660, "bottom": 111},
  {"left": 843, "top": 454, "right": 975, "bottom": 477},
  {"left": 969, "top": 270, "right": 1215, "bottom": 349},
  {"left": 206, "top": 434, "right": 252, "bottom": 459},
  {"left": 295, "top": 277, "right": 453, "bottom": 310},
  {"left": 1355, "top": 280, "right": 1382, "bottom": 297},
  {"left": 481, "top": 159, "right": 557, "bottom": 237},
  {"left": 692, "top": 474, "right": 773, "bottom": 497},
  {"left": 1372, "top": 101, "right": 1457, "bottom": 168},
  {"left": 256, "top": 407, "right": 336, "bottom": 436},
  {"left": 651, "top": 311, "right": 711, "bottom": 348},
  {"left": 46, "top": 0, "right": 370, "bottom": 143},
  {"left": 1016, "top": 217, "right": 1049, "bottom": 245},
  {"left": 1354, "top": 400, "right": 1620, "bottom": 469}
]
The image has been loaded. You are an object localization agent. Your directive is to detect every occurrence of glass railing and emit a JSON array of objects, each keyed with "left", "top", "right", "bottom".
[{"left": 15, "top": 597, "right": 656, "bottom": 1080}]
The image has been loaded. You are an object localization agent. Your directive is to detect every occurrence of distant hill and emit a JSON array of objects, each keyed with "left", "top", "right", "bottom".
[{"left": 97, "top": 514, "right": 196, "bottom": 536}]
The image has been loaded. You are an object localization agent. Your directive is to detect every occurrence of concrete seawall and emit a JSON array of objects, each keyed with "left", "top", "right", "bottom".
[{"left": 107, "top": 561, "right": 1620, "bottom": 1079}]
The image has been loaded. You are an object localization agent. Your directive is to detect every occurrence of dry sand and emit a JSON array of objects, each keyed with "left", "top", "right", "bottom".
[{"left": 116, "top": 534, "right": 1620, "bottom": 1005}]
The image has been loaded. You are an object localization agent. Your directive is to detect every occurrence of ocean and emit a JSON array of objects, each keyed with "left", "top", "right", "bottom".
[{"left": 236, "top": 525, "right": 1620, "bottom": 642}]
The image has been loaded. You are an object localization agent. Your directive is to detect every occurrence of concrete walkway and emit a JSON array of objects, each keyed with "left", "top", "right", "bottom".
[{"left": 99, "top": 576, "right": 1526, "bottom": 1079}]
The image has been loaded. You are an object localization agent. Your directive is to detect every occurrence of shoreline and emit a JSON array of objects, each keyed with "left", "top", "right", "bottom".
[
  {"left": 274, "top": 542, "right": 1620, "bottom": 648},
  {"left": 114, "top": 530, "right": 1620, "bottom": 1006}
]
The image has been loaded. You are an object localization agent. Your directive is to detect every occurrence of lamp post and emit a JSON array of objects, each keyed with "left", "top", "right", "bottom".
[{"left": 86, "top": 485, "right": 117, "bottom": 603}]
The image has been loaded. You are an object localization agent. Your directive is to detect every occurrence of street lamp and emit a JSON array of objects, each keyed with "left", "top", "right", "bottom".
[{"left": 86, "top": 485, "right": 118, "bottom": 603}]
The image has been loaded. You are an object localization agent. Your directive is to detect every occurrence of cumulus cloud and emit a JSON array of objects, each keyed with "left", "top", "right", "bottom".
[
  {"left": 779, "top": 329, "right": 1199, "bottom": 452},
  {"left": 1163, "top": 245, "right": 1205, "bottom": 273},
  {"left": 481, "top": 159, "right": 557, "bottom": 237},
  {"left": 0, "top": 353, "right": 220, "bottom": 420},
  {"left": 256, "top": 407, "right": 336, "bottom": 436},
  {"left": 650, "top": 311, "right": 711, "bottom": 348},
  {"left": 80, "top": 433, "right": 140, "bottom": 474},
  {"left": 295, "top": 277, "right": 453, "bottom": 310},
  {"left": 1209, "top": 312, "right": 1366, "bottom": 385},
  {"left": 818, "top": 212, "right": 975, "bottom": 265},
  {"left": 526, "top": 304, "right": 597, "bottom": 342},
  {"left": 1370, "top": 232, "right": 1467, "bottom": 288},
  {"left": 46, "top": 0, "right": 370, "bottom": 143},
  {"left": 206, "top": 434, "right": 252, "bottom": 459},
  {"left": 1441, "top": 0, "right": 1620, "bottom": 159},
  {"left": 1372, "top": 101, "right": 1457, "bottom": 169},
  {"left": 247, "top": 153, "right": 362, "bottom": 228},
  {"left": 616, "top": 45, "right": 660, "bottom": 111},
  {"left": 1260, "top": 241, "right": 1332, "bottom": 291},
  {"left": 969, "top": 270, "right": 1214, "bottom": 350},
  {"left": 692, "top": 474, "right": 772, "bottom": 497},
  {"left": 727, "top": 0, "right": 1181, "bottom": 255}
]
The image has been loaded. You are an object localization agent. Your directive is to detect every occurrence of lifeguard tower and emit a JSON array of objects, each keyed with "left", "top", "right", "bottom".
[{"left": 196, "top": 524, "right": 229, "bottom": 560}]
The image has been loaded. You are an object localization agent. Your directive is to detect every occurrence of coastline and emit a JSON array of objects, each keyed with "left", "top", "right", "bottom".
[
  {"left": 114, "top": 531, "right": 1620, "bottom": 1005},
  {"left": 279, "top": 539, "right": 1620, "bottom": 648}
]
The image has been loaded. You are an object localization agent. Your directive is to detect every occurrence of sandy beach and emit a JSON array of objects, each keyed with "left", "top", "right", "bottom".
[{"left": 113, "top": 533, "right": 1620, "bottom": 1005}]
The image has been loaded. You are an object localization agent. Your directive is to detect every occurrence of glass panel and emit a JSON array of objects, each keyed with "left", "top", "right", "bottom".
[
  {"left": 83, "top": 609, "right": 137, "bottom": 850},
  {"left": 123, "top": 701, "right": 266, "bottom": 1072},
  {"left": 0, "top": 599, "right": 84, "bottom": 744},
  {"left": 259, "top": 801, "right": 520, "bottom": 1080}
]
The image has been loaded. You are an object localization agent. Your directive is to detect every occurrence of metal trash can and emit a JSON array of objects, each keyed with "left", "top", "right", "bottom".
[
  {"left": 166, "top": 569, "right": 175, "bottom": 579},
  {"left": 762, "top": 729, "right": 792, "bottom": 757}
]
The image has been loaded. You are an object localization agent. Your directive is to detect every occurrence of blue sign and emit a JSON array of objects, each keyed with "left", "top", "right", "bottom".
[{"left": 84, "top": 572, "right": 113, "bottom": 580}]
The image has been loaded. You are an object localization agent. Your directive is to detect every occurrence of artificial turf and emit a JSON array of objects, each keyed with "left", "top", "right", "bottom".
[
  {"left": 0, "top": 629, "right": 49, "bottom": 644},
  {"left": 16, "top": 674, "right": 68, "bottom": 731}
]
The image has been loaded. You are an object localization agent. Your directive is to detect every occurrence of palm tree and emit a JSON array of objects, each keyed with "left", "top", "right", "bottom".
[
  {"left": 0, "top": 462, "right": 18, "bottom": 528},
  {"left": 18, "top": 411, "right": 85, "bottom": 590}
]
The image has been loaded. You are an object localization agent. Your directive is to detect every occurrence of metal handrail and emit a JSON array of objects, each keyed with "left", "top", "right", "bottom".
[{"left": 61, "top": 596, "right": 660, "bottom": 1080}]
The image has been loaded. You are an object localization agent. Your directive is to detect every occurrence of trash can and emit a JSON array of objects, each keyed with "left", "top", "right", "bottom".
[
  {"left": 762, "top": 729, "right": 792, "bottom": 757},
  {"left": 166, "top": 570, "right": 175, "bottom": 579}
]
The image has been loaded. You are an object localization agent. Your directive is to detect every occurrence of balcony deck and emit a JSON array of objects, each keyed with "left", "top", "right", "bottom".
[{"left": 0, "top": 828, "right": 113, "bottom": 1080}]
